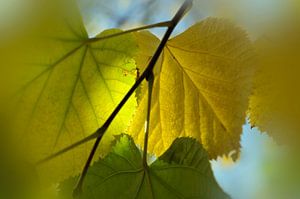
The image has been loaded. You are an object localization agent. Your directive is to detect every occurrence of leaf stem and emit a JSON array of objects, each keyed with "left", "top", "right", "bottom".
[
  {"left": 142, "top": 71, "right": 154, "bottom": 167},
  {"left": 86, "top": 21, "right": 172, "bottom": 43}
]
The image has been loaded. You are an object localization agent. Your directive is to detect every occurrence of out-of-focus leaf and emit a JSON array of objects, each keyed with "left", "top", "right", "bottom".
[
  {"left": 248, "top": 16, "right": 300, "bottom": 143},
  {"left": 6, "top": 0, "right": 138, "bottom": 183}
]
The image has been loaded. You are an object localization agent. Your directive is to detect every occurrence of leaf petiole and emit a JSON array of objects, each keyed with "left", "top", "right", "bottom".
[
  {"left": 86, "top": 21, "right": 172, "bottom": 44},
  {"left": 142, "top": 71, "right": 154, "bottom": 167}
]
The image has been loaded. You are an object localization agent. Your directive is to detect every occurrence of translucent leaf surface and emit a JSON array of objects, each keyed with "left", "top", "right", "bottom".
[
  {"left": 8, "top": 1, "right": 138, "bottom": 182},
  {"left": 249, "top": 17, "right": 300, "bottom": 143},
  {"left": 129, "top": 18, "right": 255, "bottom": 159}
]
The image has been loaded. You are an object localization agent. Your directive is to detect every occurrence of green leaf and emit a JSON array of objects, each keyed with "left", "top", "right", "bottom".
[
  {"left": 8, "top": 1, "right": 138, "bottom": 183},
  {"left": 60, "top": 134, "right": 229, "bottom": 199}
]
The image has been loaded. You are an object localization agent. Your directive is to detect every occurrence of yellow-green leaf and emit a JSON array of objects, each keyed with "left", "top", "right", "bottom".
[
  {"left": 248, "top": 18, "right": 300, "bottom": 142},
  {"left": 9, "top": 1, "right": 138, "bottom": 182},
  {"left": 128, "top": 18, "right": 255, "bottom": 159}
]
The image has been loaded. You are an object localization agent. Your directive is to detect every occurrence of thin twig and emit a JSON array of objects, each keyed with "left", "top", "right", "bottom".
[
  {"left": 86, "top": 21, "right": 171, "bottom": 43},
  {"left": 142, "top": 71, "right": 154, "bottom": 167}
]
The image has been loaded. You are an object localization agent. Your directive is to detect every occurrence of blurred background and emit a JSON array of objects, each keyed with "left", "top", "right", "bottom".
[{"left": 0, "top": 0, "right": 299, "bottom": 198}]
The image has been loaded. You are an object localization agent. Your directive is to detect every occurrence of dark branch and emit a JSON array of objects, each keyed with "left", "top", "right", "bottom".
[
  {"left": 72, "top": 0, "right": 193, "bottom": 196},
  {"left": 33, "top": 0, "right": 193, "bottom": 197}
]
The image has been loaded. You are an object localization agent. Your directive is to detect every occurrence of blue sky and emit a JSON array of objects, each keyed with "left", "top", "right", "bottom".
[{"left": 212, "top": 123, "right": 280, "bottom": 199}]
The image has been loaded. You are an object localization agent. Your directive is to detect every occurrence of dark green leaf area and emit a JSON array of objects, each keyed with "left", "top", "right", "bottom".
[{"left": 60, "top": 134, "right": 229, "bottom": 199}]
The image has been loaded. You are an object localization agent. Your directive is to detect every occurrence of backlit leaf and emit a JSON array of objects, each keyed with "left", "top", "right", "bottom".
[
  {"left": 8, "top": 0, "right": 138, "bottom": 182},
  {"left": 128, "top": 18, "right": 255, "bottom": 159},
  {"left": 248, "top": 16, "right": 300, "bottom": 143}
]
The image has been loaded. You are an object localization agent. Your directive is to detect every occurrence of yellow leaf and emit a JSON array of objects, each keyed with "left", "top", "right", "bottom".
[
  {"left": 249, "top": 17, "right": 300, "bottom": 142},
  {"left": 128, "top": 18, "right": 255, "bottom": 159},
  {"left": 6, "top": 1, "right": 138, "bottom": 183}
]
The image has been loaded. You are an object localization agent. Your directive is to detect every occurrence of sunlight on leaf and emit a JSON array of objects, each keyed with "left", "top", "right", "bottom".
[
  {"left": 248, "top": 16, "right": 300, "bottom": 144},
  {"left": 128, "top": 18, "right": 256, "bottom": 159},
  {"left": 6, "top": 0, "right": 138, "bottom": 183}
]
